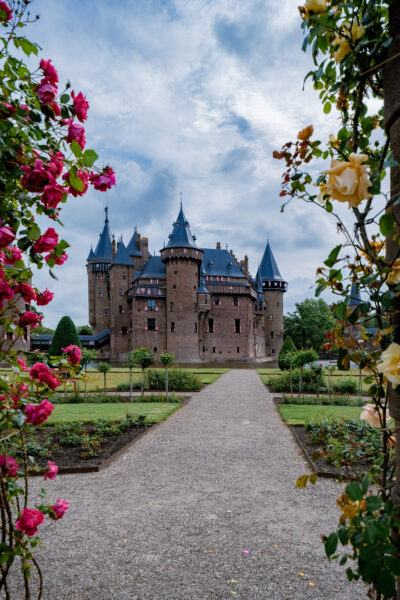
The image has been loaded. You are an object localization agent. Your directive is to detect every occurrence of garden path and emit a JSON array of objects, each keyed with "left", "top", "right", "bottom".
[{"left": 24, "top": 369, "right": 366, "bottom": 599}]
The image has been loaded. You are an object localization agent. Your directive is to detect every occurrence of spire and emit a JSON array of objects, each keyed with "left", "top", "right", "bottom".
[
  {"left": 166, "top": 205, "right": 198, "bottom": 248},
  {"left": 93, "top": 211, "right": 112, "bottom": 260},
  {"left": 197, "top": 261, "right": 209, "bottom": 294},
  {"left": 126, "top": 227, "right": 142, "bottom": 257},
  {"left": 348, "top": 282, "right": 361, "bottom": 306},
  {"left": 111, "top": 240, "right": 134, "bottom": 266},
  {"left": 257, "top": 241, "right": 284, "bottom": 282},
  {"left": 87, "top": 246, "right": 94, "bottom": 261}
]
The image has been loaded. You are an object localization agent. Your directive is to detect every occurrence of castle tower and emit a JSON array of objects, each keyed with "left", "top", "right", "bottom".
[
  {"left": 87, "top": 207, "right": 112, "bottom": 335},
  {"left": 109, "top": 239, "right": 135, "bottom": 360},
  {"left": 256, "top": 241, "right": 287, "bottom": 358},
  {"left": 160, "top": 205, "right": 203, "bottom": 361}
]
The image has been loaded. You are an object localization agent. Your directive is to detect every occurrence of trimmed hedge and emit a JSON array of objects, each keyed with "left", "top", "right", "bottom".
[
  {"left": 281, "top": 394, "right": 364, "bottom": 406},
  {"left": 117, "top": 369, "right": 202, "bottom": 392}
]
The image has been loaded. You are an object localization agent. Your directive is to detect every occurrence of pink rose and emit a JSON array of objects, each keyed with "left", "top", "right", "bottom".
[
  {"left": 45, "top": 251, "right": 68, "bottom": 266},
  {"left": 0, "top": 223, "right": 15, "bottom": 247},
  {"left": 17, "top": 282, "right": 37, "bottom": 303},
  {"left": 36, "top": 79, "right": 57, "bottom": 105},
  {"left": 15, "top": 508, "right": 44, "bottom": 536},
  {"left": 40, "top": 59, "right": 58, "bottom": 85},
  {"left": 16, "top": 358, "right": 27, "bottom": 371},
  {"left": 41, "top": 183, "right": 65, "bottom": 209},
  {"left": 71, "top": 90, "right": 89, "bottom": 122},
  {"left": 66, "top": 119, "right": 86, "bottom": 149},
  {"left": 38, "top": 371, "right": 60, "bottom": 390},
  {"left": 63, "top": 170, "right": 88, "bottom": 197},
  {"left": 0, "top": 281, "right": 14, "bottom": 302},
  {"left": 47, "top": 152, "right": 64, "bottom": 178},
  {"left": 44, "top": 461, "right": 58, "bottom": 481},
  {"left": 30, "top": 362, "right": 50, "bottom": 379},
  {"left": 33, "top": 227, "right": 58, "bottom": 253},
  {"left": 25, "top": 399, "right": 54, "bottom": 426},
  {"left": 36, "top": 289, "right": 54, "bottom": 306},
  {"left": 18, "top": 311, "right": 43, "bottom": 329},
  {"left": 4, "top": 245, "right": 22, "bottom": 265},
  {"left": 20, "top": 159, "right": 54, "bottom": 193},
  {"left": 10, "top": 382, "right": 28, "bottom": 407},
  {"left": 0, "top": 102, "right": 15, "bottom": 119},
  {"left": 0, "top": 455, "right": 18, "bottom": 477},
  {"left": 62, "top": 344, "right": 81, "bottom": 364},
  {"left": 50, "top": 101, "right": 61, "bottom": 117},
  {"left": 49, "top": 498, "right": 69, "bottom": 520},
  {"left": 0, "top": 1, "right": 11, "bottom": 21},
  {"left": 90, "top": 166, "right": 116, "bottom": 192}
]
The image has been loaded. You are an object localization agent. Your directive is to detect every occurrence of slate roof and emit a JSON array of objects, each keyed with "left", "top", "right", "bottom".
[
  {"left": 348, "top": 282, "right": 361, "bottom": 306},
  {"left": 197, "top": 262, "right": 209, "bottom": 294},
  {"left": 93, "top": 219, "right": 112, "bottom": 260},
  {"left": 138, "top": 256, "right": 166, "bottom": 279},
  {"left": 202, "top": 249, "right": 246, "bottom": 279},
  {"left": 126, "top": 229, "right": 142, "bottom": 257},
  {"left": 111, "top": 241, "right": 134, "bottom": 266},
  {"left": 166, "top": 206, "right": 198, "bottom": 249},
  {"left": 257, "top": 242, "right": 284, "bottom": 283},
  {"left": 87, "top": 247, "right": 94, "bottom": 261}
]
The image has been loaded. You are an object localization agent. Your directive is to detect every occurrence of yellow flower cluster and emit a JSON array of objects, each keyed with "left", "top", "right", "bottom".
[
  {"left": 377, "top": 343, "right": 400, "bottom": 386},
  {"left": 387, "top": 258, "right": 400, "bottom": 286},
  {"left": 336, "top": 493, "right": 366, "bottom": 520},
  {"left": 324, "top": 153, "right": 372, "bottom": 208},
  {"left": 332, "top": 22, "right": 365, "bottom": 63}
]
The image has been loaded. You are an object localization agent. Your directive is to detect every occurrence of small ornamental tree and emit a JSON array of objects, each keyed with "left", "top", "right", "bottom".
[
  {"left": 278, "top": 335, "right": 297, "bottom": 370},
  {"left": 96, "top": 362, "right": 111, "bottom": 393},
  {"left": 48, "top": 315, "right": 80, "bottom": 357},
  {"left": 0, "top": 3, "right": 116, "bottom": 595},
  {"left": 294, "top": 349, "right": 318, "bottom": 400},
  {"left": 126, "top": 351, "right": 138, "bottom": 402},
  {"left": 130, "top": 347, "right": 154, "bottom": 399},
  {"left": 310, "top": 362, "right": 324, "bottom": 402},
  {"left": 80, "top": 347, "right": 97, "bottom": 398},
  {"left": 159, "top": 351, "right": 175, "bottom": 400}
]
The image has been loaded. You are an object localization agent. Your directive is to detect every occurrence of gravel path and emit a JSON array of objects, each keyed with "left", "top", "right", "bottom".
[{"left": 11, "top": 370, "right": 367, "bottom": 599}]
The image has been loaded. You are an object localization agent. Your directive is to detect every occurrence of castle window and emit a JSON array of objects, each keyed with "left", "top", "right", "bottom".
[
  {"left": 104, "top": 309, "right": 109, "bottom": 316},
  {"left": 119, "top": 288, "right": 123, "bottom": 296},
  {"left": 232, "top": 296, "right": 239, "bottom": 306},
  {"left": 212, "top": 347, "right": 216, "bottom": 353},
  {"left": 96, "top": 273, "right": 102, "bottom": 280},
  {"left": 147, "top": 300, "right": 155, "bottom": 311},
  {"left": 119, "top": 305, "right": 123, "bottom": 314},
  {"left": 215, "top": 295, "right": 220, "bottom": 306},
  {"left": 121, "top": 326, "right": 128, "bottom": 335},
  {"left": 170, "top": 321, "right": 176, "bottom": 332},
  {"left": 122, "top": 274, "right": 126, "bottom": 280},
  {"left": 147, "top": 318, "right": 156, "bottom": 331},
  {"left": 173, "top": 284, "right": 176, "bottom": 289},
  {"left": 271, "top": 330, "right": 274, "bottom": 339},
  {"left": 237, "top": 347, "right": 240, "bottom": 353},
  {"left": 153, "top": 347, "right": 157, "bottom": 353},
  {"left": 194, "top": 322, "right": 197, "bottom": 333},
  {"left": 208, "top": 318, "right": 214, "bottom": 333},
  {"left": 170, "top": 302, "right": 174, "bottom": 312},
  {"left": 98, "top": 288, "right": 102, "bottom": 298},
  {"left": 174, "top": 270, "right": 178, "bottom": 275},
  {"left": 272, "top": 348, "right": 275, "bottom": 354},
  {"left": 234, "top": 319, "right": 241, "bottom": 333},
  {"left": 202, "top": 346, "right": 205, "bottom": 352}
]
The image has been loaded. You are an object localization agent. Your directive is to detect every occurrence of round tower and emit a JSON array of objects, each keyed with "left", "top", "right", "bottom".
[
  {"left": 257, "top": 241, "right": 287, "bottom": 358},
  {"left": 87, "top": 207, "right": 112, "bottom": 336},
  {"left": 160, "top": 206, "right": 203, "bottom": 361}
]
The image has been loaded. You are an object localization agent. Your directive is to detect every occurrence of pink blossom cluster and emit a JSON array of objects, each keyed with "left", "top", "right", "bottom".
[
  {"left": 15, "top": 498, "right": 69, "bottom": 536},
  {"left": 29, "top": 363, "right": 60, "bottom": 391},
  {"left": 62, "top": 344, "right": 81, "bottom": 364}
]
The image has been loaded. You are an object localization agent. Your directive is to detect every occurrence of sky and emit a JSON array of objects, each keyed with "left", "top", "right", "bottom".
[{"left": 26, "top": 0, "right": 368, "bottom": 328}]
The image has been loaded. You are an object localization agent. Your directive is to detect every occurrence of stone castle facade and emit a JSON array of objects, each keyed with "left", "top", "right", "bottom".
[{"left": 87, "top": 206, "right": 287, "bottom": 362}]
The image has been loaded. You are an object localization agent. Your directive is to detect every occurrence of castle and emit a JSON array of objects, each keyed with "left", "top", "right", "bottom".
[{"left": 86, "top": 206, "right": 287, "bottom": 362}]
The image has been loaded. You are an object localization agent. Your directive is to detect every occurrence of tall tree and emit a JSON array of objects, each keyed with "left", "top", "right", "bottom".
[
  {"left": 48, "top": 316, "right": 81, "bottom": 357},
  {"left": 284, "top": 298, "right": 335, "bottom": 351}
]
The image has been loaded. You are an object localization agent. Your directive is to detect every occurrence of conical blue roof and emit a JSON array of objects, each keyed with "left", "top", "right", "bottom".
[
  {"left": 166, "top": 205, "right": 197, "bottom": 249},
  {"left": 257, "top": 242, "right": 284, "bottom": 283},
  {"left": 87, "top": 247, "right": 94, "bottom": 261},
  {"left": 111, "top": 241, "right": 134, "bottom": 266},
  {"left": 126, "top": 228, "right": 142, "bottom": 257},
  {"left": 94, "top": 210, "right": 112, "bottom": 260},
  {"left": 197, "top": 262, "right": 209, "bottom": 294},
  {"left": 348, "top": 282, "right": 361, "bottom": 306}
]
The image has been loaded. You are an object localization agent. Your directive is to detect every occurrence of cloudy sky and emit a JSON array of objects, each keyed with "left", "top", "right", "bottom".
[{"left": 29, "top": 0, "right": 355, "bottom": 328}]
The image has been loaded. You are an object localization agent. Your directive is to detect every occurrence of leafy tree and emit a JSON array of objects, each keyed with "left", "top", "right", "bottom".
[
  {"left": 278, "top": 335, "right": 297, "bottom": 370},
  {"left": 48, "top": 316, "right": 81, "bottom": 357},
  {"left": 295, "top": 349, "right": 318, "bottom": 400},
  {"left": 96, "top": 362, "right": 111, "bottom": 393},
  {"left": 80, "top": 348, "right": 97, "bottom": 398},
  {"left": 284, "top": 298, "right": 335, "bottom": 352},
  {"left": 130, "top": 347, "right": 154, "bottom": 399},
  {"left": 159, "top": 352, "right": 175, "bottom": 400},
  {"left": 77, "top": 325, "right": 93, "bottom": 335},
  {"left": 35, "top": 324, "right": 55, "bottom": 334}
]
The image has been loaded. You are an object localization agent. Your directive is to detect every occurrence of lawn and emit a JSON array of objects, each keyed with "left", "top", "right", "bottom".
[
  {"left": 277, "top": 404, "right": 363, "bottom": 425},
  {"left": 48, "top": 402, "right": 180, "bottom": 424}
]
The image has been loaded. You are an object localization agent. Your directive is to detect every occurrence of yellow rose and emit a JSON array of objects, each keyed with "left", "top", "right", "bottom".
[
  {"left": 324, "top": 153, "right": 372, "bottom": 207},
  {"left": 351, "top": 22, "right": 365, "bottom": 42},
  {"left": 377, "top": 342, "right": 400, "bottom": 386},
  {"left": 333, "top": 36, "right": 351, "bottom": 62},
  {"left": 387, "top": 258, "right": 400, "bottom": 285},
  {"left": 305, "top": 0, "right": 327, "bottom": 13},
  {"left": 360, "top": 403, "right": 383, "bottom": 428}
]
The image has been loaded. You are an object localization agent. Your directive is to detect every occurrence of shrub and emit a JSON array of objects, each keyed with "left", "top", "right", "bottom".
[
  {"left": 146, "top": 369, "right": 202, "bottom": 391},
  {"left": 267, "top": 368, "right": 326, "bottom": 393},
  {"left": 281, "top": 394, "right": 364, "bottom": 406},
  {"left": 278, "top": 336, "right": 297, "bottom": 370},
  {"left": 53, "top": 391, "right": 182, "bottom": 403},
  {"left": 332, "top": 378, "right": 358, "bottom": 394},
  {"left": 49, "top": 315, "right": 81, "bottom": 356}
]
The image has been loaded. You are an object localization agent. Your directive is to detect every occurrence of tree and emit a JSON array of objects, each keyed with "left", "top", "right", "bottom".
[
  {"left": 80, "top": 348, "right": 97, "bottom": 398},
  {"left": 284, "top": 298, "right": 335, "bottom": 352},
  {"left": 130, "top": 347, "right": 154, "bottom": 399},
  {"left": 77, "top": 325, "right": 93, "bottom": 335},
  {"left": 278, "top": 335, "right": 297, "bottom": 370},
  {"left": 96, "top": 362, "right": 111, "bottom": 393},
  {"left": 48, "top": 315, "right": 81, "bottom": 357},
  {"left": 159, "top": 352, "right": 175, "bottom": 400},
  {"left": 294, "top": 349, "right": 318, "bottom": 400},
  {"left": 125, "top": 351, "right": 138, "bottom": 402}
]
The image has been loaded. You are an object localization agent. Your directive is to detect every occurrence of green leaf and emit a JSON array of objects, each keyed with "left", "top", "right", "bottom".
[
  {"left": 325, "top": 200, "right": 333, "bottom": 213},
  {"left": 296, "top": 475, "right": 309, "bottom": 488},
  {"left": 323, "top": 102, "right": 331, "bottom": 114},
  {"left": 18, "top": 38, "right": 38, "bottom": 56},
  {"left": 324, "top": 245, "right": 342, "bottom": 268},
  {"left": 82, "top": 149, "right": 99, "bottom": 167},
  {"left": 376, "top": 569, "right": 396, "bottom": 597},
  {"left": 333, "top": 302, "right": 347, "bottom": 320},
  {"left": 309, "top": 473, "right": 318, "bottom": 485},
  {"left": 379, "top": 213, "right": 395, "bottom": 237},
  {"left": 325, "top": 533, "right": 338, "bottom": 558},
  {"left": 346, "top": 482, "right": 363, "bottom": 502},
  {"left": 384, "top": 556, "right": 400, "bottom": 576},
  {"left": 60, "top": 93, "right": 70, "bottom": 104},
  {"left": 338, "top": 526, "right": 348, "bottom": 546},
  {"left": 11, "top": 411, "right": 25, "bottom": 427},
  {"left": 364, "top": 522, "right": 377, "bottom": 544},
  {"left": 49, "top": 269, "right": 58, "bottom": 281},
  {"left": 69, "top": 173, "right": 84, "bottom": 192},
  {"left": 70, "top": 140, "right": 82, "bottom": 158},
  {"left": 366, "top": 496, "right": 382, "bottom": 513},
  {"left": 384, "top": 151, "right": 399, "bottom": 169}
]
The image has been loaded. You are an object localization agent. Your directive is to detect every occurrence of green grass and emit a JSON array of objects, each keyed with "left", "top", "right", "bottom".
[
  {"left": 47, "top": 402, "right": 180, "bottom": 424},
  {"left": 277, "top": 404, "right": 363, "bottom": 425},
  {"left": 257, "top": 368, "right": 361, "bottom": 376}
]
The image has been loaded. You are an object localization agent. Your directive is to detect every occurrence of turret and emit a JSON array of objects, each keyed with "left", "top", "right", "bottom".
[
  {"left": 87, "top": 207, "right": 112, "bottom": 334},
  {"left": 109, "top": 240, "right": 135, "bottom": 360},
  {"left": 257, "top": 241, "right": 287, "bottom": 357},
  {"left": 160, "top": 204, "right": 203, "bottom": 361}
]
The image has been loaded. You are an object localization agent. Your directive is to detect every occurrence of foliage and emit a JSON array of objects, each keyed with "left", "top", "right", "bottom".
[
  {"left": 77, "top": 325, "right": 92, "bottom": 335},
  {"left": 332, "top": 377, "right": 359, "bottom": 395},
  {"left": 284, "top": 299, "right": 335, "bottom": 351},
  {"left": 278, "top": 335, "right": 297, "bottom": 370},
  {"left": 159, "top": 352, "right": 175, "bottom": 368},
  {"left": 281, "top": 394, "right": 364, "bottom": 406},
  {"left": 337, "top": 347, "right": 349, "bottom": 371},
  {"left": 267, "top": 368, "right": 326, "bottom": 393},
  {"left": 129, "top": 347, "right": 154, "bottom": 399},
  {"left": 146, "top": 368, "right": 202, "bottom": 391},
  {"left": 53, "top": 392, "right": 182, "bottom": 404},
  {"left": 48, "top": 315, "right": 81, "bottom": 356}
]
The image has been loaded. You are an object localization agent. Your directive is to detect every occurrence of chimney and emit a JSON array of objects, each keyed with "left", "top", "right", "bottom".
[
  {"left": 142, "top": 236, "right": 149, "bottom": 260},
  {"left": 216, "top": 242, "right": 221, "bottom": 250},
  {"left": 112, "top": 237, "right": 116, "bottom": 259},
  {"left": 136, "top": 232, "right": 141, "bottom": 252}
]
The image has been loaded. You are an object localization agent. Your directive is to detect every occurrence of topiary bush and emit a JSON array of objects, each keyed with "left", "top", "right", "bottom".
[
  {"left": 278, "top": 335, "right": 297, "bottom": 370},
  {"left": 49, "top": 315, "right": 81, "bottom": 357}
]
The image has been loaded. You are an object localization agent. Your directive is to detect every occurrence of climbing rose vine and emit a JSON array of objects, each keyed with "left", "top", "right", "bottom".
[{"left": 0, "top": 1, "right": 115, "bottom": 597}]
